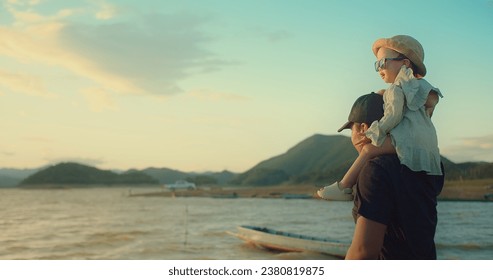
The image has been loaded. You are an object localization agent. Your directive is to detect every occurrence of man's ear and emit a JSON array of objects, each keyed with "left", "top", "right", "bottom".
[{"left": 360, "top": 123, "right": 369, "bottom": 133}]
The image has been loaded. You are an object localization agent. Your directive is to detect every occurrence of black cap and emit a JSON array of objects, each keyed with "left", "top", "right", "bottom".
[{"left": 337, "top": 93, "right": 384, "bottom": 132}]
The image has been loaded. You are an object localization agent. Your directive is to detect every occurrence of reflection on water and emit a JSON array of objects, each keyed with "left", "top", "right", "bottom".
[{"left": 0, "top": 188, "right": 491, "bottom": 259}]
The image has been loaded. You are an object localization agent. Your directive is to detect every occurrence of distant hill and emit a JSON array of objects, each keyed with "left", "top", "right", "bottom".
[
  {"left": 443, "top": 160, "right": 493, "bottom": 180},
  {"left": 192, "top": 170, "right": 237, "bottom": 185},
  {"left": 139, "top": 167, "right": 189, "bottom": 184},
  {"left": 231, "top": 134, "right": 493, "bottom": 185},
  {"left": 0, "top": 168, "right": 41, "bottom": 187},
  {"left": 19, "top": 162, "right": 159, "bottom": 186},
  {"left": 231, "top": 134, "right": 358, "bottom": 186},
  {"left": 4, "top": 134, "right": 493, "bottom": 187},
  {"left": 140, "top": 168, "right": 236, "bottom": 185}
]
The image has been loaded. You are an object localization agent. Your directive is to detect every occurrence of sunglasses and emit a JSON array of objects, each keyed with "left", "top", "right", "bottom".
[{"left": 374, "top": 57, "right": 406, "bottom": 72}]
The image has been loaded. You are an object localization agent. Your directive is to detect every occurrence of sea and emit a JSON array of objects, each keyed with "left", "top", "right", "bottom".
[{"left": 0, "top": 187, "right": 491, "bottom": 260}]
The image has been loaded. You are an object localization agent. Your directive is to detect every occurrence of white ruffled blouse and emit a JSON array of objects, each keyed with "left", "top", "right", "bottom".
[{"left": 366, "top": 66, "right": 443, "bottom": 175}]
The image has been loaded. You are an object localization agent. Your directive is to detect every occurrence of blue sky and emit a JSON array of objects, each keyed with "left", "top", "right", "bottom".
[{"left": 1, "top": 0, "right": 492, "bottom": 172}]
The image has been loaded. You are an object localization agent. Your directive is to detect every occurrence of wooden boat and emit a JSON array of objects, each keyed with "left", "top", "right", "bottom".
[{"left": 227, "top": 225, "right": 350, "bottom": 258}]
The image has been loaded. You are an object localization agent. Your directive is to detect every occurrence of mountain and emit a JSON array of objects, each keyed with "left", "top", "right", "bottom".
[
  {"left": 140, "top": 167, "right": 236, "bottom": 185},
  {"left": 196, "top": 170, "right": 237, "bottom": 185},
  {"left": 0, "top": 168, "right": 41, "bottom": 187},
  {"left": 231, "top": 134, "right": 358, "bottom": 186},
  {"left": 17, "top": 164, "right": 237, "bottom": 187},
  {"left": 4, "top": 134, "right": 493, "bottom": 187},
  {"left": 139, "top": 167, "right": 189, "bottom": 184},
  {"left": 443, "top": 161, "right": 493, "bottom": 180},
  {"left": 231, "top": 134, "right": 493, "bottom": 186},
  {"left": 19, "top": 162, "right": 158, "bottom": 186}
]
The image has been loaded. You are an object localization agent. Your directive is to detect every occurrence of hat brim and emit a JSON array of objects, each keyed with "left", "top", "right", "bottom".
[
  {"left": 337, "top": 121, "right": 352, "bottom": 133},
  {"left": 372, "top": 38, "right": 427, "bottom": 77}
]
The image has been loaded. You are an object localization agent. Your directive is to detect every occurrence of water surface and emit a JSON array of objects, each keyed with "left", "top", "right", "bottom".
[{"left": 0, "top": 188, "right": 491, "bottom": 259}]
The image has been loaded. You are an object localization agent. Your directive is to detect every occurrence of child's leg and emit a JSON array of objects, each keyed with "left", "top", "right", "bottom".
[
  {"left": 317, "top": 136, "right": 395, "bottom": 201},
  {"left": 339, "top": 136, "right": 395, "bottom": 189}
]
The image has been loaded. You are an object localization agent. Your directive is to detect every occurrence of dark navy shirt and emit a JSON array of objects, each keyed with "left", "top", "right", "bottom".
[{"left": 352, "top": 154, "right": 444, "bottom": 259}]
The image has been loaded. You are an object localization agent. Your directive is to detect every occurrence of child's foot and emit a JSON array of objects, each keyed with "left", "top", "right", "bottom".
[{"left": 316, "top": 182, "right": 353, "bottom": 201}]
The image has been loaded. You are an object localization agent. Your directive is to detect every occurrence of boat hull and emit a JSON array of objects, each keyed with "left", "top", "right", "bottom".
[{"left": 228, "top": 225, "right": 350, "bottom": 258}]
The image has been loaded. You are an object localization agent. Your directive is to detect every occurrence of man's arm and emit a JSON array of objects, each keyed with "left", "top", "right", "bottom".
[{"left": 345, "top": 216, "right": 387, "bottom": 260}]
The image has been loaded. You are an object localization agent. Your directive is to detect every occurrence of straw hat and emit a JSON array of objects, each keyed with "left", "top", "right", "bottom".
[{"left": 372, "top": 35, "right": 426, "bottom": 77}]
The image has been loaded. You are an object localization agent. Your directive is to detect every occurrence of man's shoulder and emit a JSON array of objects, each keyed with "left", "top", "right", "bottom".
[
  {"left": 366, "top": 154, "right": 401, "bottom": 170},
  {"left": 364, "top": 154, "right": 445, "bottom": 186},
  {"left": 357, "top": 154, "right": 401, "bottom": 187}
]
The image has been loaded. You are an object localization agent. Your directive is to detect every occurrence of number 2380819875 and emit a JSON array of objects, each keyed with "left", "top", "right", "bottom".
[{"left": 260, "top": 266, "right": 324, "bottom": 276}]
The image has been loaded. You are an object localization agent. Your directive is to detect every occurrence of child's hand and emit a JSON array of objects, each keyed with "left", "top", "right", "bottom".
[
  {"left": 354, "top": 134, "right": 371, "bottom": 148},
  {"left": 394, "top": 65, "right": 419, "bottom": 96},
  {"left": 394, "top": 65, "right": 414, "bottom": 87}
]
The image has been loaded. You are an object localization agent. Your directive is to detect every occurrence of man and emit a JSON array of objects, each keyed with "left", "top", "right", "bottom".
[{"left": 339, "top": 92, "right": 444, "bottom": 259}]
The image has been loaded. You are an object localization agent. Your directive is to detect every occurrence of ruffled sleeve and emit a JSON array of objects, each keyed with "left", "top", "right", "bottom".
[
  {"left": 395, "top": 67, "right": 422, "bottom": 111},
  {"left": 417, "top": 78, "right": 443, "bottom": 103},
  {"left": 396, "top": 66, "right": 443, "bottom": 111},
  {"left": 365, "top": 84, "right": 405, "bottom": 146}
]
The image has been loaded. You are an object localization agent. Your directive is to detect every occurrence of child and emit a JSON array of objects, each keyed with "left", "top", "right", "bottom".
[{"left": 318, "top": 35, "right": 443, "bottom": 200}]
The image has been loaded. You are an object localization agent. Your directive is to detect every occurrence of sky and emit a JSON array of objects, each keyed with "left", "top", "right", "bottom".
[{"left": 1, "top": 0, "right": 493, "bottom": 173}]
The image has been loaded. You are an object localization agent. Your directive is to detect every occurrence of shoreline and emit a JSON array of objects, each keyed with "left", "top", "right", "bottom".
[
  {"left": 10, "top": 181, "right": 493, "bottom": 202},
  {"left": 129, "top": 183, "right": 493, "bottom": 202},
  {"left": 129, "top": 185, "right": 318, "bottom": 199}
]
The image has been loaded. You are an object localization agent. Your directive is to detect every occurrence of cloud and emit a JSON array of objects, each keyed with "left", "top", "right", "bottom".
[
  {"left": 94, "top": 1, "right": 118, "bottom": 20},
  {"left": 441, "top": 134, "right": 493, "bottom": 163},
  {"left": 82, "top": 87, "right": 119, "bottom": 112},
  {"left": 253, "top": 27, "right": 293, "bottom": 43},
  {"left": 23, "top": 136, "right": 53, "bottom": 143},
  {"left": 58, "top": 13, "right": 228, "bottom": 95},
  {"left": 186, "top": 89, "right": 250, "bottom": 102},
  {"left": 461, "top": 135, "right": 493, "bottom": 150},
  {"left": 0, "top": 16, "right": 141, "bottom": 95},
  {"left": 0, "top": 2, "right": 228, "bottom": 97},
  {"left": 5, "top": 0, "right": 78, "bottom": 25},
  {"left": 6, "top": 0, "right": 39, "bottom": 7},
  {"left": 0, "top": 69, "right": 55, "bottom": 97},
  {"left": 1, "top": 151, "right": 15, "bottom": 157},
  {"left": 264, "top": 30, "right": 292, "bottom": 43}
]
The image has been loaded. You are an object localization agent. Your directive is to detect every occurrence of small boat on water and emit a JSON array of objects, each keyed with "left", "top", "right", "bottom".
[{"left": 227, "top": 225, "right": 350, "bottom": 258}]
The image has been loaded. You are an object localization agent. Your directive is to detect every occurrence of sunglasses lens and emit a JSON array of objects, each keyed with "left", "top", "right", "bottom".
[
  {"left": 375, "top": 58, "right": 385, "bottom": 71},
  {"left": 374, "top": 59, "right": 380, "bottom": 71}
]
